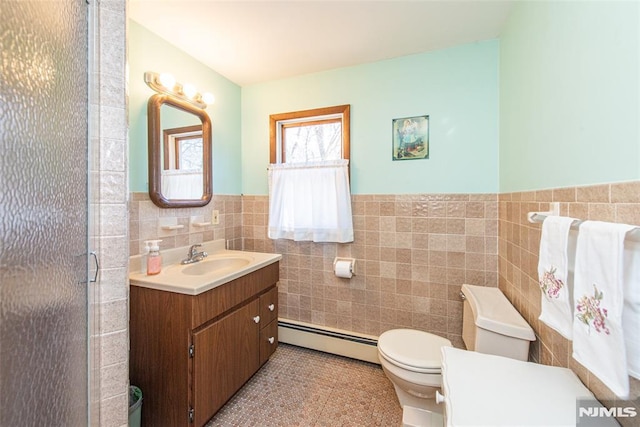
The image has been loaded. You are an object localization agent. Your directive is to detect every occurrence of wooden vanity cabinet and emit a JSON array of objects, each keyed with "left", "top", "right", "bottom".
[{"left": 130, "top": 262, "right": 279, "bottom": 427}]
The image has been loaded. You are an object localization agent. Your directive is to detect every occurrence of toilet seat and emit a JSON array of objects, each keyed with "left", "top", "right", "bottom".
[{"left": 378, "top": 329, "right": 452, "bottom": 374}]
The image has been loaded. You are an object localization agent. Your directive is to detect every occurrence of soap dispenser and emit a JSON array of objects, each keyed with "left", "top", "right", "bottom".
[
  {"left": 146, "top": 240, "right": 163, "bottom": 276},
  {"left": 141, "top": 241, "right": 151, "bottom": 274}
]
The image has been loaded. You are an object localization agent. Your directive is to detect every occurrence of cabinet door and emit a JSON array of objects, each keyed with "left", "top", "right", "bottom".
[{"left": 192, "top": 299, "right": 260, "bottom": 426}]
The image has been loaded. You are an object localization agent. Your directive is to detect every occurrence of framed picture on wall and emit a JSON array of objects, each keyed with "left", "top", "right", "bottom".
[{"left": 392, "top": 115, "right": 429, "bottom": 160}]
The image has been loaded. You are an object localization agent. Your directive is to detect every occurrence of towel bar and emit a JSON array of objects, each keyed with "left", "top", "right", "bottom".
[{"left": 527, "top": 212, "right": 640, "bottom": 242}]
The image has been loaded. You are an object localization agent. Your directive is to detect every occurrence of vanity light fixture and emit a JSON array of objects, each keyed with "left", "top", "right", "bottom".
[
  {"left": 201, "top": 92, "right": 216, "bottom": 105},
  {"left": 144, "top": 71, "right": 214, "bottom": 109},
  {"left": 158, "top": 72, "right": 176, "bottom": 90}
]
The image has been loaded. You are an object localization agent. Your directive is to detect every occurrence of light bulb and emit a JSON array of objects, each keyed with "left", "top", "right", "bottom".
[
  {"left": 158, "top": 73, "right": 176, "bottom": 90},
  {"left": 202, "top": 92, "right": 215, "bottom": 105},
  {"left": 182, "top": 83, "right": 197, "bottom": 99}
]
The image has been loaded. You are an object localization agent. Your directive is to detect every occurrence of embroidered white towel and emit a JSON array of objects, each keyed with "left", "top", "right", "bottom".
[
  {"left": 572, "top": 221, "right": 635, "bottom": 399},
  {"left": 623, "top": 236, "right": 640, "bottom": 380},
  {"left": 538, "top": 216, "right": 577, "bottom": 340}
]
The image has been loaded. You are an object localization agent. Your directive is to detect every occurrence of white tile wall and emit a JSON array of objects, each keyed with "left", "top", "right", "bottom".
[{"left": 91, "top": 0, "right": 129, "bottom": 425}]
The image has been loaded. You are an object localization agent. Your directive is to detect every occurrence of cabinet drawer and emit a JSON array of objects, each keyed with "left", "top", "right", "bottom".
[
  {"left": 259, "top": 318, "right": 278, "bottom": 366},
  {"left": 259, "top": 286, "right": 278, "bottom": 325}
]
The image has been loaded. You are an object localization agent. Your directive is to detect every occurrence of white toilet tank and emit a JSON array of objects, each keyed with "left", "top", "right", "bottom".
[{"left": 461, "top": 284, "right": 535, "bottom": 361}]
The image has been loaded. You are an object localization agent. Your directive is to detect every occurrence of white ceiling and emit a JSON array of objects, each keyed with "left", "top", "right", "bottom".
[{"left": 129, "top": 0, "right": 513, "bottom": 86}]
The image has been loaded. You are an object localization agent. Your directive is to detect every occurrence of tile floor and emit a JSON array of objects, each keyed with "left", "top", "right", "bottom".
[{"left": 206, "top": 344, "right": 403, "bottom": 426}]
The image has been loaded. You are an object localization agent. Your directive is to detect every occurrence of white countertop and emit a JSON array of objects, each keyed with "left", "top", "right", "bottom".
[{"left": 129, "top": 240, "right": 281, "bottom": 295}]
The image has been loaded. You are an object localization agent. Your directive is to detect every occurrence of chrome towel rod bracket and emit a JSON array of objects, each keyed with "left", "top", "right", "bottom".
[{"left": 527, "top": 202, "right": 560, "bottom": 223}]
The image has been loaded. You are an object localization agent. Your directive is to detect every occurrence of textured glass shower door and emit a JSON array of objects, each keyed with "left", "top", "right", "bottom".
[{"left": 0, "top": 1, "right": 90, "bottom": 425}]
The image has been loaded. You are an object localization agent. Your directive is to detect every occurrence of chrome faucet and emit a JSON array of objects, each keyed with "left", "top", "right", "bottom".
[{"left": 181, "top": 244, "right": 208, "bottom": 264}]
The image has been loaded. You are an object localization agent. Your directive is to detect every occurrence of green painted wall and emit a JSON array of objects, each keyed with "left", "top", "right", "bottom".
[
  {"left": 131, "top": 1, "right": 638, "bottom": 197},
  {"left": 241, "top": 40, "right": 500, "bottom": 195},
  {"left": 499, "top": 1, "right": 640, "bottom": 192},
  {"left": 128, "top": 21, "right": 242, "bottom": 194}
]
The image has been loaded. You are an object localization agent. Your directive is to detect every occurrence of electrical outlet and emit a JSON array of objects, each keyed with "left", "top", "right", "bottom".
[{"left": 212, "top": 210, "right": 220, "bottom": 225}]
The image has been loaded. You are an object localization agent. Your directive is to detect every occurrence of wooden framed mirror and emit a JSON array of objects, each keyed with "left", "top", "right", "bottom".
[{"left": 147, "top": 94, "right": 212, "bottom": 208}]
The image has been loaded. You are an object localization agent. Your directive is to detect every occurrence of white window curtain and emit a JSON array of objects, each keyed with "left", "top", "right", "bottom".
[{"left": 268, "top": 159, "right": 354, "bottom": 243}]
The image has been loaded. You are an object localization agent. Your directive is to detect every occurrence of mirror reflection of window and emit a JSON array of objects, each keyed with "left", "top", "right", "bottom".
[
  {"left": 163, "top": 125, "right": 203, "bottom": 170},
  {"left": 177, "top": 134, "right": 203, "bottom": 170}
]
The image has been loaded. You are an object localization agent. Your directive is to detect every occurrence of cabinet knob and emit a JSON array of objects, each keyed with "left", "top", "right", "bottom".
[
  {"left": 268, "top": 337, "right": 275, "bottom": 344},
  {"left": 253, "top": 315, "right": 260, "bottom": 324},
  {"left": 268, "top": 304, "right": 275, "bottom": 311}
]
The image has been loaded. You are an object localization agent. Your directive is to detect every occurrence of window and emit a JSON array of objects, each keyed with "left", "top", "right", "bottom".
[
  {"left": 267, "top": 105, "right": 353, "bottom": 243},
  {"left": 270, "top": 104, "right": 350, "bottom": 165}
]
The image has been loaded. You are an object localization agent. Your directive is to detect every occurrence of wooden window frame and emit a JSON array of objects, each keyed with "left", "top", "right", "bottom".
[{"left": 269, "top": 104, "right": 350, "bottom": 165}]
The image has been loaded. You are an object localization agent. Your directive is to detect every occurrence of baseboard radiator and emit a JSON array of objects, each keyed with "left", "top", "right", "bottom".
[{"left": 278, "top": 319, "right": 380, "bottom": 364}]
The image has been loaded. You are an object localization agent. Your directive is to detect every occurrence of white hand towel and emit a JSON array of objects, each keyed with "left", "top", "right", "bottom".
[
  {"left": 623, "top": 236, "right": 640, "bottom": 380},
  {"left": 538, "top": 216, "right": 577, "bottom": 339},
  {"left": 572, "top": 221, "right": 635, "bottom": 399}
]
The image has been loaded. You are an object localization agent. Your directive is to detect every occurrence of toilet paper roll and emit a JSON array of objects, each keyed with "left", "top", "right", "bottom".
[{"left": 334, "top": 260, "right": 353, "bottom": 279}]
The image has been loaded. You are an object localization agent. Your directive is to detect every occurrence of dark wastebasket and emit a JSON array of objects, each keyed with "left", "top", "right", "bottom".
[{"left": 129, "top": 386, "right": 142, "bottom": 427}]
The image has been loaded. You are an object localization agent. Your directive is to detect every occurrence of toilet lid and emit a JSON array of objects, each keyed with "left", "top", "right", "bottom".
[{"left": 378, "top": 329, "right": 452, "bottom": 371}]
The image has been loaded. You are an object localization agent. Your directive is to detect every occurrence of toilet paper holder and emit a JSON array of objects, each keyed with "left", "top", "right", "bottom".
[{"left": 333, "top": 257, "right": 356, "bottom": 276}]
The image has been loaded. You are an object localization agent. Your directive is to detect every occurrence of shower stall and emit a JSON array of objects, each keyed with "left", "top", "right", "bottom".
[{"left": 1, "top": 1, "right": 99, "bottom": 424}]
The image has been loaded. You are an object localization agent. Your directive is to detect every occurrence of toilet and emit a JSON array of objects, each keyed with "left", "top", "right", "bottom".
[{"left": 377, "top": 284, "right": 536, "bottom": 427}]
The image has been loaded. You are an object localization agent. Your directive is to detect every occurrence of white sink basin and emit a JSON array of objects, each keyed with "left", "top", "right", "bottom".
[{"left": 181, "top": 256, "right": 251, "bottom": 276}]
